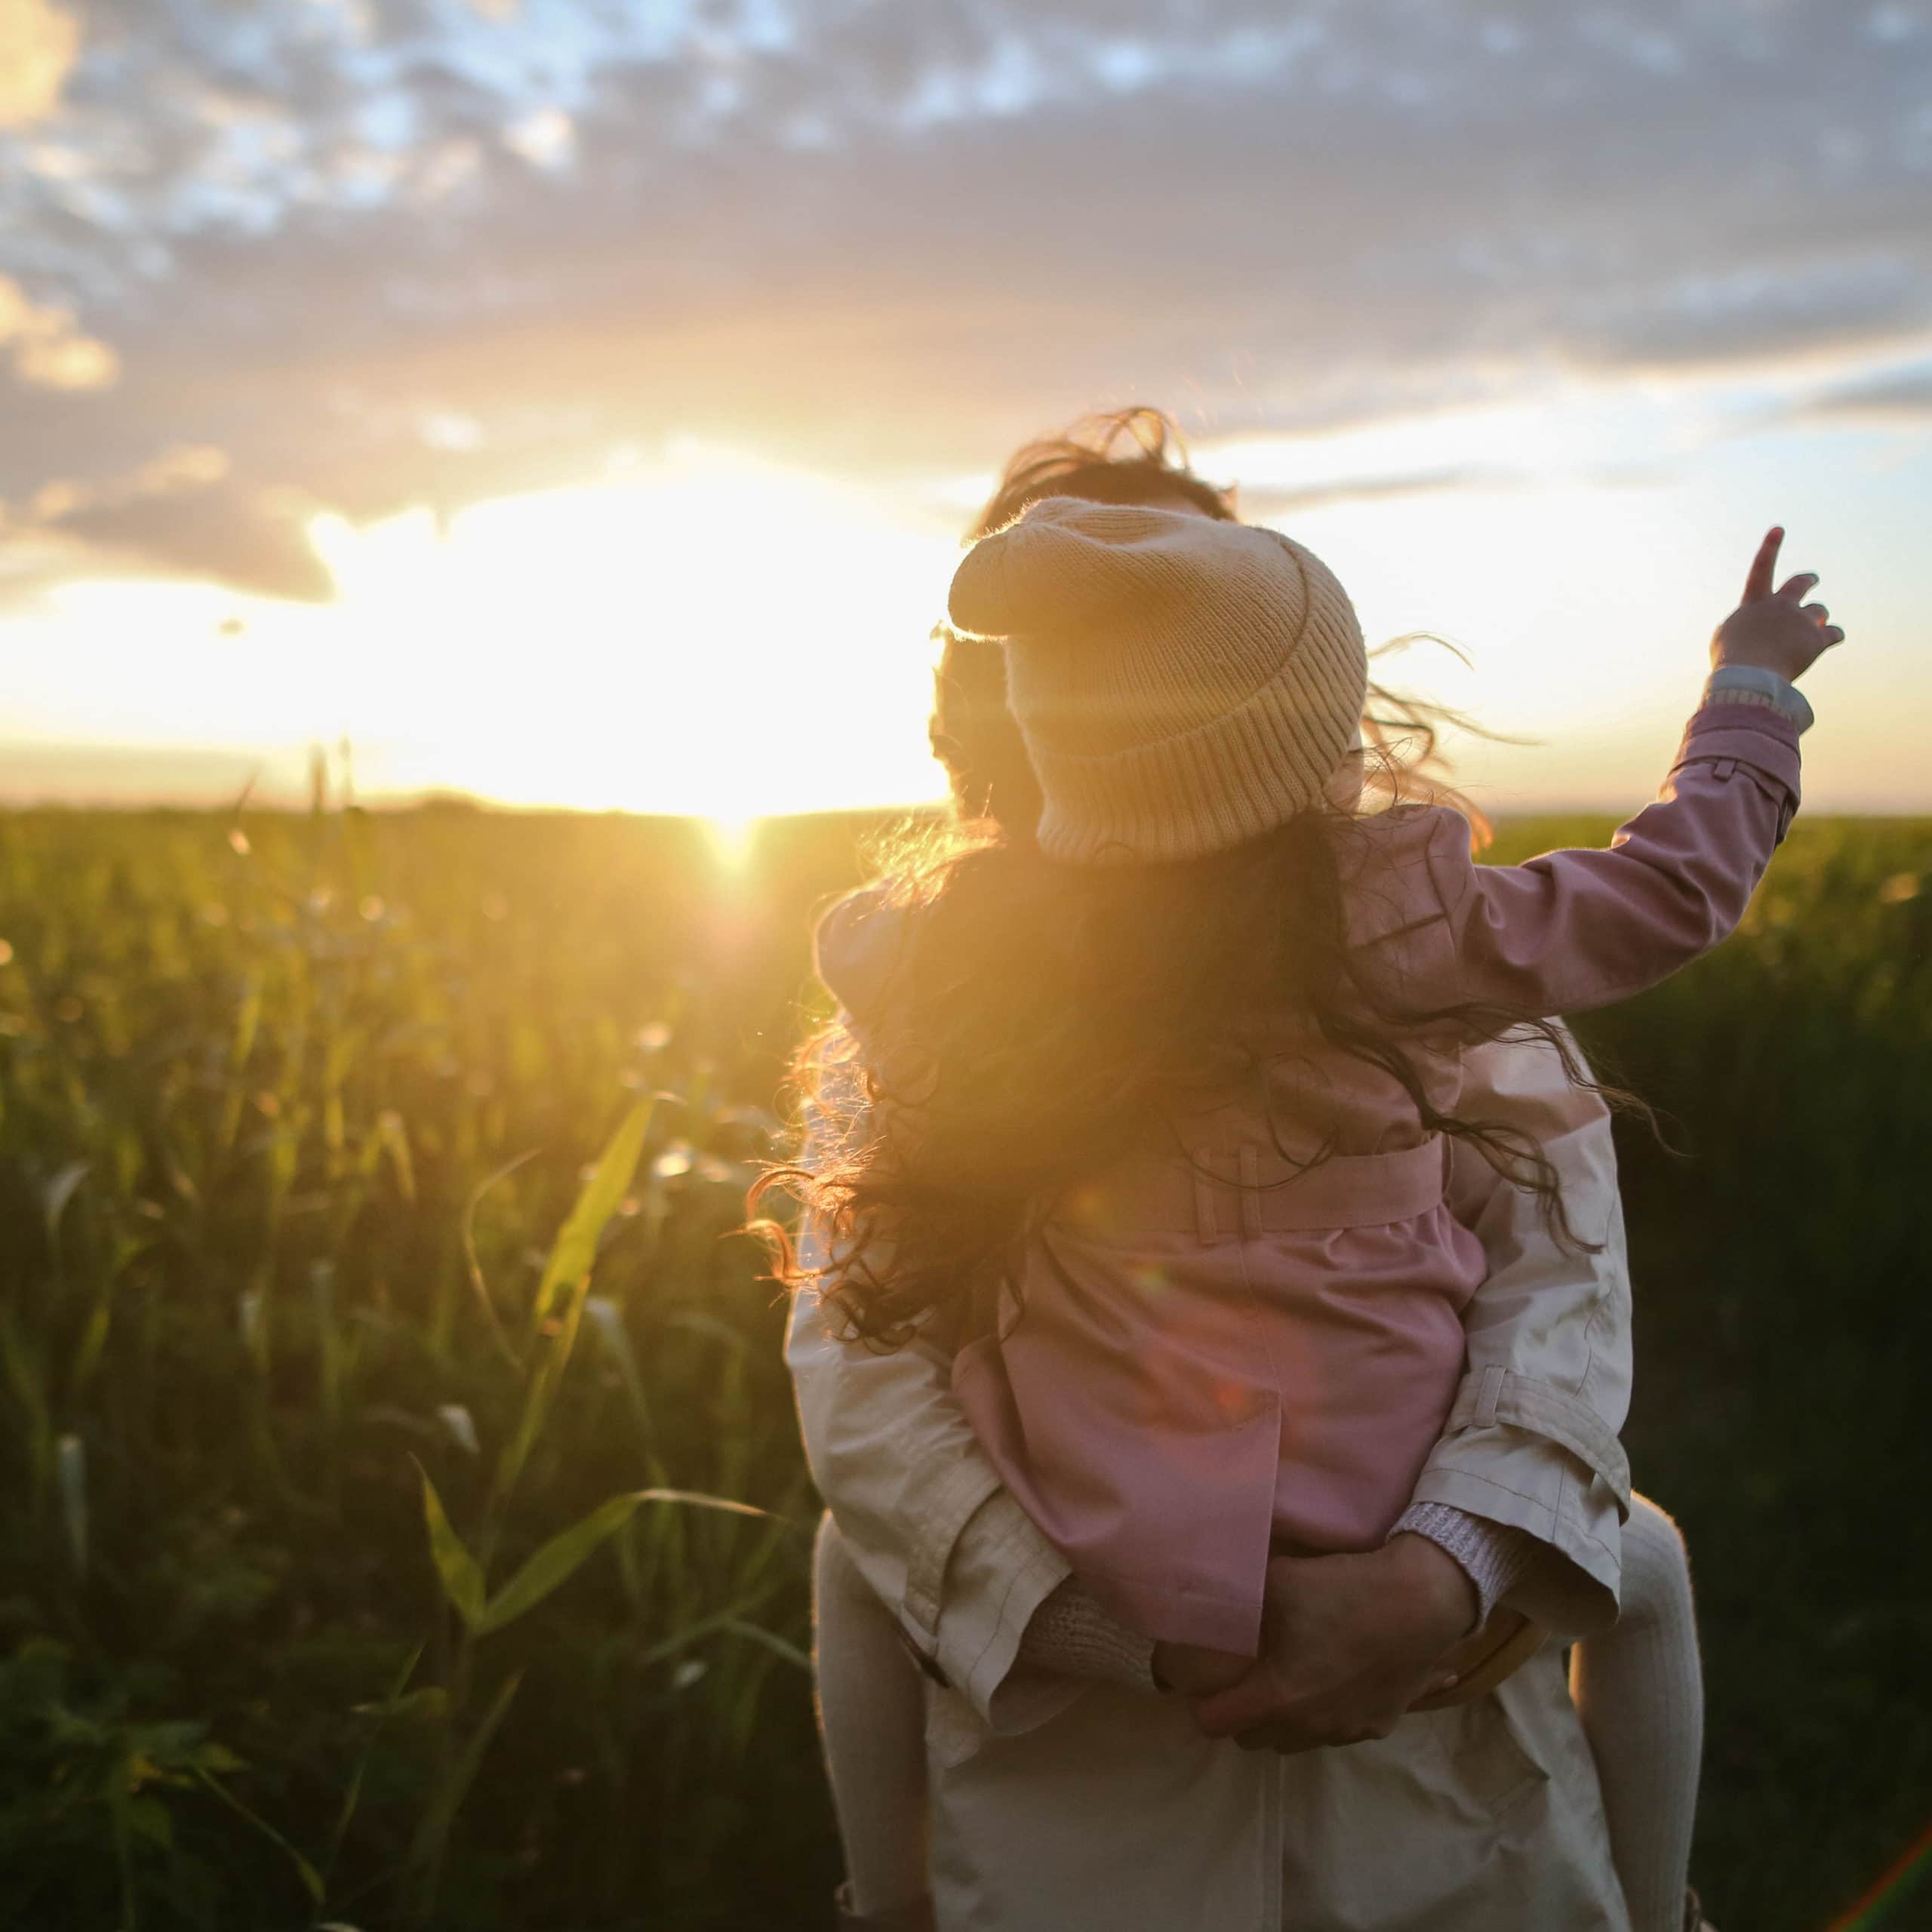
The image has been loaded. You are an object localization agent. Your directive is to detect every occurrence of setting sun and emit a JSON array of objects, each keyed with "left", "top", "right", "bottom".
[
  {"left": 3, "top": 444, "right": 962, "bottom": 817},
  {"left": 307, "top": 443, "right": 959, "bottom": 814}
]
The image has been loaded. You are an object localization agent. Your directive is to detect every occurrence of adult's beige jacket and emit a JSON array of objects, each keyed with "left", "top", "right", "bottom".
[{"left": 786, "top": 1031, "right": 1638, "bottom": 1930}]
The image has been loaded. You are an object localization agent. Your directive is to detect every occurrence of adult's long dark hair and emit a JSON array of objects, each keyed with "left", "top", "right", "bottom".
[{"left": 751, "top": 408, "right": 1629, "bottom": 1349}]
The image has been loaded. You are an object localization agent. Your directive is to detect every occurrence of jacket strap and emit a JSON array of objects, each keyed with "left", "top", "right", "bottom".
[
  {"left": 900, "top": 1454, "right": 1005, "bottom": 1652},
  {"left": 1444, "top": 1366, "right": 1632, "bottom": 1517}
]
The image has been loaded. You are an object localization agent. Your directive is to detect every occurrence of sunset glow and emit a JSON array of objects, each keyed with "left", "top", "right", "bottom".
[
  {"left": 2, "top": 396, "right": 1925, "bottom": 816},
  {"left": 1, "top": 445, "right": 962, "bottom": 817},
  {"left": 1, "top": 0, "right": 1927, "bottom": 815}
]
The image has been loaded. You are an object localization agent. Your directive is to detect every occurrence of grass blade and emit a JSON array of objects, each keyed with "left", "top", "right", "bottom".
[
  {"left": 475, "top": 1491, "right": 641, "bottom": 1635},
  {"left": 495, "top": 1100, "right": 654, "bottom": 1502},
  {"left": 56, "top": 1433, "right": 87, "bottom": 1577},
  {"left": 404, "top": 1669, "right": 523, "bottom": 1915},
  {"left": 414, "top": 1463, "right": 485, "bottom": 1631},
  {"left": 718, "top": 1617, "right": 811, "bottom": 1672},
  {"left": 584, "top": 1295, "right": 652, "bottom": 1444},
  {"left": 526, "top": 1100, "right": 653, "bottom": 1336},
  {"left": 460, "top": 1147, "right": 537, "bottom": 1372},
  {"left": 189, "top": 1762, "right": 325, "bottom": 1906},
  {"left": 324, "top": 1643, "right": 424, "bottom": 1882},
  {"left": 43, "top": 1160, "right": 89, "bottom": 1244},
  {"left": 477, "top": 1487, "right": 771, "bottom": 1636}
]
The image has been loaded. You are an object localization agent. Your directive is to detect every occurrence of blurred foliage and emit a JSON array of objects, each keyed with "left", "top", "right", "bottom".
[
  {"left": 1487, "top": 815, "right": 1932, "bottom": 1932},
  {"left": 0, "top": 792, "right": 875, "bottom": 1930},
  {"left": 0, "top": 795, "right": 1924, "bottom": 1930}
]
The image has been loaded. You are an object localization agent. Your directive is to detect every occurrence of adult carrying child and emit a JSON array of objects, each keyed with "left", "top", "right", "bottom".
[{"left": 770, "top": 486, "right": 1836, "bottom": 1930}]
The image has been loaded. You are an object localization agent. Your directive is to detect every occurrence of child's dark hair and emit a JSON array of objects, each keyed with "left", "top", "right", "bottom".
[{"left": 749, "top": 407, "right": 1643, "bottom": 1349}]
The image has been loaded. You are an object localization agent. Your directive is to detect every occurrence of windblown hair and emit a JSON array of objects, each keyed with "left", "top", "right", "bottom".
[
  {"left": 928, "top": 408, "right": 1494, "bottom": 838},
  {"left": 749, "top": 408, "right": 1630, "bottom": 1349}
]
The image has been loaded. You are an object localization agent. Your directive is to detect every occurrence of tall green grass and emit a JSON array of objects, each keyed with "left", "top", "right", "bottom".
[
  {"left": 0, "top": 792, "right": 864, "bottom": 1928},
  {"left": 1487, "top": 815, "right": 1932, "bottom": 1932},
  {"left": 0, "top": 795, "right": 1924, "bottom": 1929}
]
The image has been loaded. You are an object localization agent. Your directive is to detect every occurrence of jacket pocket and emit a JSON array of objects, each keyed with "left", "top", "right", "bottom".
[{"left": 1428, "top": 1687, "right": 1549, "bottom": 1817}]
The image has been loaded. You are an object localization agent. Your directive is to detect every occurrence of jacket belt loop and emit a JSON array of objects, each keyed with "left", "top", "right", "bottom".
[
  {"left": 1192, "top": 1154, "right": 1222, "bottom": 1246},
  {"left": 1238, "top": 1144, "right": 1263, "bottom": 1241},
  {"left": 1474, "top": 1364, "right": 1506, "bottom": 1430}
]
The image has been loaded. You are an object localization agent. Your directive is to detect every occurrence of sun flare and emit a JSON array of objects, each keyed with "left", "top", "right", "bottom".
[
  {"left": 303, "top": 444, "right": 960, "bottom": 816},
  {"left": 5, "top": 444, "right": 961, "bottom": 817}
]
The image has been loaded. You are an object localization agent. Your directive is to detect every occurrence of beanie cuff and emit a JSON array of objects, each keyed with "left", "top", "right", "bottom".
[
  {"left": 1029, "top": 638, "right": 1368, "bottom": 864},
  {"left": 961, "top": 509, "right": 1372, "bottom": 865}
]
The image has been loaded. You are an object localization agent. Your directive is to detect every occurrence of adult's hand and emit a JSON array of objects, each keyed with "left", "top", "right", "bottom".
[{"left": 1185, "top": 1534, "right": 1476, "bottom": 1752}]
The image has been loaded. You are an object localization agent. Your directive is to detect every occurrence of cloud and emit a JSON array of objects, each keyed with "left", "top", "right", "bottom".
[
  {"left": 0, "top": 275, "right": 117, "bottom": 389},
  {"left": 0, "top": 1, "right": 1927, "bottom": 597},
  {"left": 1, "top": 443, "right": 331, "bottom": 605},
  {"left": 1559, "top": 257, "right": 1932, "bottom": 377},
  {"left": 1787, "top": 360, "right": 1932, "bottom": 426},
  {"left": 1238, "top": 466, "right": 1530, "bottom": 520},
  {"left": 501, "top": 106, "right": 575, "bottom": 170},
  {"left": 54, "top": 480, "right": 332, "bottom": 600},
  {"left": 0, "top": 0, "right": 79, "bottom": 127}
]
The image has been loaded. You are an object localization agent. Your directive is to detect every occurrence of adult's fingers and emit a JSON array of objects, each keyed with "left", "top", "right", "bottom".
[
  {"left": 1234, "top": 1718, "right": 1387, "bottom": 1754},
  {"left": 1234, "top": 1724, "right": 1325, "bottom": 1756},
  {"left": 1188, "top": 1673, "right": 1296, "bottom": 1739},
  {"left": 1744, "top": 525, "right": 1783, "bottom": 605},
  {"left": 1780, "top": 574, "right": 1822, "bottom": 604},
  {"left": 1801, "top": 601, "right": 1830, "bottom": 624}
]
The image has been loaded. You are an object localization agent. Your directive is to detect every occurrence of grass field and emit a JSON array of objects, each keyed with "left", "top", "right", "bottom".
[{"left": 0, "top": 795, "right": 1926, "bottom": 1930}]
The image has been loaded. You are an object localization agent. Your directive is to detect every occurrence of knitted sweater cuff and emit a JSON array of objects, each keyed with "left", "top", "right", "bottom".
[
  {"left": 1392, "top": 1502, "right": 1538, "bottom": 1634},
  {"left": 1020, "top": 1508, "right": 1545, "bottom": 1683},
  {"left": 1704, "top": 664, "right": 1814, "bottom": 733},
  {"left": 1017, "top": 1580, "right": 1161, "bottom": 1694}
]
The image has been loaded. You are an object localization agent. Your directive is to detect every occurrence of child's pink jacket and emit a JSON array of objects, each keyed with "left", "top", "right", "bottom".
[{"left": 814, "top": 700, "right": 1801, "bottom": 1654}]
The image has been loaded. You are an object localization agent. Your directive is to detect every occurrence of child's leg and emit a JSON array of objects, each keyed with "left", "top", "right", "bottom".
[
  {"left": 1570, "top": 1495, "right": 1704, "bottom": 1932},
  {"left": 813, "top": 1510, "right": 931, "bottom": 1918}
]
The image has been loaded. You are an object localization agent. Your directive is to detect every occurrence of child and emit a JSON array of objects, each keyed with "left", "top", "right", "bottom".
[{"left": 785, "top": 505, "right": 1835, "bottom": 1931}]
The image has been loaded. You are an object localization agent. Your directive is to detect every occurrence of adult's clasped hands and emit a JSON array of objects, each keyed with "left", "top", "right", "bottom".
[{"left": 1158, "top": 1534, "right": 1481, "bottom": 1754}]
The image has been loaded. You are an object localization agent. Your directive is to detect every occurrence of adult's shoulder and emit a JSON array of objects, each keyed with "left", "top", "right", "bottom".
[
  {"left": 1463, "top": 1021, "right": 1611, "bottom": 1140},
  {"left": 811, "top": 883, "right": 915, "bottom": 1023}
]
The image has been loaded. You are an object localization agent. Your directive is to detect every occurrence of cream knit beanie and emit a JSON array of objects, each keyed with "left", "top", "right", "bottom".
[{"left": 946, "top": 497, "right": 1368, "bottom": 865}]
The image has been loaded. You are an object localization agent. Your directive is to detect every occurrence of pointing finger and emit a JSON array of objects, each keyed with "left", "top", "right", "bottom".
[{"left": 1745, "top": 526, "right": 1783, "bottom": 605}]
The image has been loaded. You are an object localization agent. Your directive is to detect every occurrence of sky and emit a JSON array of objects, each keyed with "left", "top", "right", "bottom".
[{"left": 0, "top": 0, "right": 1927, "bottom": 818}]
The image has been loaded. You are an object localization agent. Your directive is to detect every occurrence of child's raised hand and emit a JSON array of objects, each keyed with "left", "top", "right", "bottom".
[{"left": 1710, "top": 525, "right": 1845, "bottom": 684}]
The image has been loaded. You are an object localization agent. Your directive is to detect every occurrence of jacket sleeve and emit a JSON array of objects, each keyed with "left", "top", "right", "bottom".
[
  {"left": 1407, "top": 1023, "right": 1633, "bottom": 1638},
  {"left": 785, "top": 1081, "right": 1083, "bottom": 1737},
  {"left": 1425, "top": 700, "right": 1801, "bottom": 1018}
]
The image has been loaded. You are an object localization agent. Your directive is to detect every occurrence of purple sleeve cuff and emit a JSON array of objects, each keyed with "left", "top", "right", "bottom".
[{"left": 1671, "top": 700, "right": 1803, "bottom": 801}]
